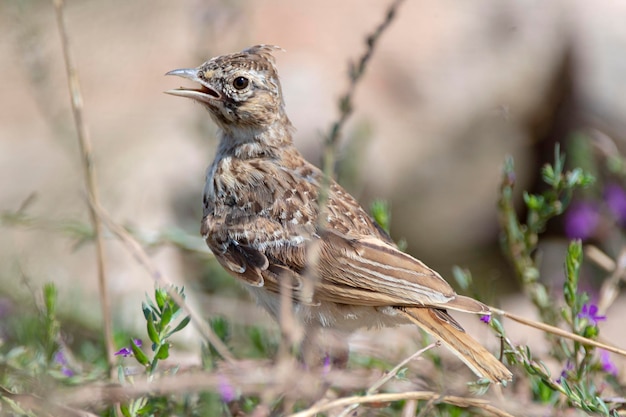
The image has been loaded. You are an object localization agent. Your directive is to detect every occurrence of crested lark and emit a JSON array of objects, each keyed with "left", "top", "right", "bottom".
[{"left": 166, "top": 45, "right": 512, "bottom": 383}]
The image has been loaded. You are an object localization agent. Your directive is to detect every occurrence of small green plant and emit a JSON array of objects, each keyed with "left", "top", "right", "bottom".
[
  {"left": 499, "top": 144, "right": 595, "bottom": 324},
  {"left": 114, "top": 286, "right": 191, "bottom": 417},
  {"left": 492, "top": 143, "right": 621, "bottom": 416}
]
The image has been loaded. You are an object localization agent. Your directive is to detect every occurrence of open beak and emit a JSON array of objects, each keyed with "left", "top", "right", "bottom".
[{"left": 165, "top": 68, "right": 221, "bottom": 104}]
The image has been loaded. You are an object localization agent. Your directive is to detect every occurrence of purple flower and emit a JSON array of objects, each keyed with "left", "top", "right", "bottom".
[
  {"left": 600, "top": 350, "right": 618, "bottom": 376},
  {"left": 556, "top": 360, "right": 574, "bottom": 384},
  {"left": 54, "top": 350, "right": 74, "bottom": 377},
  {"left": 61, "top": 366, "right": 74, "bottom": 377},
  {"left": 114, "top": 339, "right": 143, "bottom": 357},
  {"left": 564, "top": 202, "right": 600, "bottom": 240},
  {"left": 578, "top": 303, "right": 606, "bottom": 326},
  {"left": 114, "top": 347, "right": 133, "bottom": 357},
  {"left": 218, "top": 374, "right": 236, "bottom": 402},
  {"left": 604, "top": 183, "right": 626, "bottom": 224},
  {"left": 322, "top": 353, "right": 332, "bottom": 375},
  {"left": 480, "top": 315, "right": 491, "bottom": 324}
]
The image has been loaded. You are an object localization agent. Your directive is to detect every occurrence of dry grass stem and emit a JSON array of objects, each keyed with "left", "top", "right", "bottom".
[
  {"left": 401, "top": 399, "right": 418, "bottom": 417},
  {"left": 52, "top": 0, "right": 114, "bottom": 371},
  {"left": 289, "top": 391, "right": 516, "bottom": 417},
  {"left": 491, "top": 306, "right": 626, "bottom": 357},
  {"left": 585, "top": 244, "right": 618, "bottom": 272},
  {"left": 317, "top": 0, "right": 405, "bottom": 233},
  {"left": 90, "top": 200, "right": 236, "bottom": 363},
  {"left": 337, "top": 342, "right": 439, "bottom": 417},
  {"left": 55, "top": 361, "right": 377, "bottom": 409},
  {"left": 324, "top": 0, "right": 405, "bottom": 168},
  {"left": 585, "top": 243, "right": 626, "bottom": 319}
]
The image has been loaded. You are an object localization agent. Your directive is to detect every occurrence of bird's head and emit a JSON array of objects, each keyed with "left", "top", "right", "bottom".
[{"left": 166, "top": 45, "right": 287, "bottom": 136}]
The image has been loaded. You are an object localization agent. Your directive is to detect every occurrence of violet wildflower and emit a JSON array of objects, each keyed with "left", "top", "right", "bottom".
[
  {"left": 323, "top": 353, "right": 332, "bottom": 375},
  {"left": 578, "top": 303, "right": 606, "bottom": 326},
  {"left": 600, "top": 350, "right": 618, "bottom": 376},
  {"left": 564, "top": 201, "right": 600, "bottom": 240},
  {"left": 604, "top": 183, "right": 626, "bottom": 224},
  {"left": 114, "top": 347, "right": 133, "bottom": 357},
  {"left": 114, "top": 339, "right": 143, "bottom": 357},
  {"left": 480, "top": 315, "right": 491, "bottom": 324},
  {"left": 556, "top": 360, "right": 574, "bottom": 384},
  {"left": 218, "top": 374, "right": 236, "bottom": 402},
  {"left": 54, "top": 350, "right": 74, "bottom": 377}
]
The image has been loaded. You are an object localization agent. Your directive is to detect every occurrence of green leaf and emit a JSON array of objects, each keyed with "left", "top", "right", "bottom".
[
  {"left": 141, "top": 301, "right": 153, "bottom": 321},
  {"left": 130, "top": 339, "right": 150, "bottom": 366},
  {"left": 583, "top": 325, "right": 598, "bottom": 339},
  {"left": 147, "top": 315, "right": 159, "bottom": 345},
  {"left": 566, "top": 168, "right": 582, "bottom": 187},
  {"left": 248, "top": 325, "right": 268, "bottom": 356},
  {"left": 370, "top": 199, "right": 391, "bottom": 233},
  {"left": 595, "top": 398, "right": 609, "bottom": 416},
  {"left": 154, "top": 287, "right": 167, "bottom": 311},
  {"left": 155, "top": 343, "right": 170, "bottom": 360},
  {"left": 211, "top": 316, "right": 230, "bottom": 342},
  {"left": 166, "top": 315, "right": 191, "bottom": 338},
  {"left": 161, "top": 303, "right": 173, "bottom": 329},
  {"left": 43, "top": 283, "right": 57, "bottom": 317},
  {"left": 451, "top": 266, "right": 471, "bottom": 291},
  {"left": 541, "top": 164, "right": 556, "bottom": 187},
  {"left": 489, "top": 317, "right": 505, "bottom": 336},
  {"left": 119, "top": 403, "right": 131, "bottom": 417},
  {"left": 534, "top": 378, "right": 555, "bottom": 403}
]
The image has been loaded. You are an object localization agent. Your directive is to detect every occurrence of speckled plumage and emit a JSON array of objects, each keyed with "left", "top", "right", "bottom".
[{"left": 166, "top": 45, "right": 512, "bottom": 383}]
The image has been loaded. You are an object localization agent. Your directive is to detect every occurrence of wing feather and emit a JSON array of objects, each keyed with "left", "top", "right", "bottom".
[{"left": 314, "top": 231, "right": 487, "bottom": 313}]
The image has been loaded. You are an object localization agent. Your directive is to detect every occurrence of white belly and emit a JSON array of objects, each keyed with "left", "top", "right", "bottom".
[{"left": 246, "top": 286, "right": 410, "bottom": 332}]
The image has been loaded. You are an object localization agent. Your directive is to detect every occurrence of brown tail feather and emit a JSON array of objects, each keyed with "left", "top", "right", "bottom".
[{"left": 399, "top": 307, "right": 512, "bottom": 384}]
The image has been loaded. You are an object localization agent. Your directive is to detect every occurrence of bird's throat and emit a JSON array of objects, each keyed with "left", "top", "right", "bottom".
[{"left": 216, "top": 114, "right": 295, "bottom": 160}]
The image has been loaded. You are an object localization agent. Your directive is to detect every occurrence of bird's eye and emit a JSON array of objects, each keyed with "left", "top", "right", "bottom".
[{"left": 233, "top": 76, "right": 249, "bottom": 90}]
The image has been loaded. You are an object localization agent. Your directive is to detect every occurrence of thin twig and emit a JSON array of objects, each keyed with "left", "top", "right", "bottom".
[
  {"left": 52, "top": 0, "right": 114, "bottom": 372},
  {"left": 585, "top": 244, "right": 617, "bottom": 272},
  {"left": 401, "top": 399, "right": 418, "bottom": 417},
  {"left": 90, "top": 200, "right": 236, "bottom": 363},
  {"left": 337, "top": 342, "right": 438, "bottom": 417},
  {"left": 289, "top": 391, "right": 515, "bottom": 417},
  {"left": 1, "top": 387, "right": 99, "bottom": 417},
  {"left": 368, "top": 342, "right": 437, "bottom": 394},
  {"left": 490, "top": 306, "right": 626, "bottom": 357},
  {"left": 57, "top": 361, "right": 376, "bottom": 408},
  {"left": 319, "top": 0, "right": 405, "bottom": 213},
  {"left": 323, "top": 0, "right": 405, "bottom": 176},
  {"left": 585, "top": 244, "right": 626, "bottom": 313}
]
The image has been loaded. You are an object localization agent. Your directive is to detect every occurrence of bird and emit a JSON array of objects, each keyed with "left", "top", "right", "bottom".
[{"left": 166, "top": 45, "right": 512, "bottom": 383}]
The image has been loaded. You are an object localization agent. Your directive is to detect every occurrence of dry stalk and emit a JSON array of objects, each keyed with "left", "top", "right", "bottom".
[
  {"left": 323, "top": 0, "right": 405, "bottom": 174},
  {"left": 52, "top": 0, "right": 114, "bottom": 371},
  {"left": 55, "top": 361, "right": 377, "bottom": 409},
  {"left": 401, "top": 399, "right": 418, "bottom": 417},
  {"left": 0, "top": 387, "right": 99, "bottom": 417},
  {"left": 490, "top": 306, "right": 626, "bottom": 357},
  {"left": 336, "top": 342, "right": 439, "bottom": 417},
  {"left": 289, "top": 391, "right": 516, "bottom": 417},
  {"left": 585, "top": 244, "right": 626, "bottom": 313}
]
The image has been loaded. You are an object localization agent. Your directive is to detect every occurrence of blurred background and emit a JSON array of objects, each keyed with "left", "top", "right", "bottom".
[{"left": 1, "top": 0, "right": 626, "bottom": 368}]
